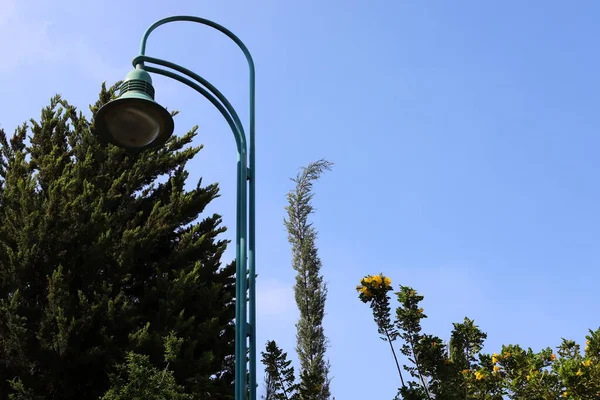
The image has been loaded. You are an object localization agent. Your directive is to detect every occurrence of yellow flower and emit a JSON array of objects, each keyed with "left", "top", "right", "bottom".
[
  {"left": 503, "top": 352, "right": 511, "bottom": 358},
  {"left": 582, "top": 359, "right": 592, "bottom": 367},
  {"left": 461, "top": 369, "right": 470, "bottom": 375},
  {"left": 576, "top": 369, "right": 583, "bottom": 376},
  {"left": 418, "top": 308, "right": 424, "bottom": 314},
  {"left": 526, "top": 375, "right": 531, "bottom": 381},
  {"left": 363, "top": 276, "right": 373, "bottom": 285},
  {"left": 409, "top": 290, "right": 416, "bottom": 297},
  {"left": 474, "top": 371, "right": 485, "bottom": 380},
  {"left": 550, "top": 354, "right": 556, "bottom": 361},
  {"left": 372, "top": 275, "right": 383, "bottom": 287},
  {"left": 492, "top": 353, "right": 499, "bottom": 364},
  {"left": 383, "top": 276, "right": 392, "bottom": 287},
  {"left": 493, "top": 365, "right": 501, "bottom": 373},
  {"left": 562, "top": 392, "right": 568, "bottom": 398},
  {"left": 587, "top": 340, "right": 590, "bottom": 345}
]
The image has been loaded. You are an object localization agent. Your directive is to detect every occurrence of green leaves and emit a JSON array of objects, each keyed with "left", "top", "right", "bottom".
[
  {"left": 357, "top": 274, "right": 397, "bottom": 341},
  {"left": 283, "top": 160, "right": 333, "bottom": 400},
  {"left": 0, "top": 85, "right": 236, "bottom": 399},
  {"left": 450, "top": 317, "right": 487, "bottom": 370},
  {"left": 358, "top": 276, "right": 600, "bottom": 400},
  {"left": 261, "top": 341, "right": 299, "bottom": 400},
  {"left": 263, "top": 160, "right": 334, "bottom": 400},
  {"left": 100, "top": 350, "right": 192, "bottom": 400}
]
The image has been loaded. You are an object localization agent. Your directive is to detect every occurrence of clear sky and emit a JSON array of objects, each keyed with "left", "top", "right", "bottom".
[{"left": 2, "top": 0, "right": 600, "bottom": 398}]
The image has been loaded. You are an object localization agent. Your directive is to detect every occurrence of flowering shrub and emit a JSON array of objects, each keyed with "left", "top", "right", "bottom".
[{"left": 356, "top": 275, "right": 600, "bottom": 400}]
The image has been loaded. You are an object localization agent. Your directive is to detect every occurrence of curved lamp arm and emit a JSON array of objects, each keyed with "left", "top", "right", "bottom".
[
  {"left": 135, "top": 15, "right": 256, "bottom": 164},
  {"left": 139, "top": 16, "right": 256, "bottom": 81},
  {"left": 134, "top": 55, "right": 246, "bottom": 150},
  {"left": 134, "top": 16, "right": 257, "bottom": 400},
  {"left": 142, "top": 65, "right": 242, "bottom": 148}
]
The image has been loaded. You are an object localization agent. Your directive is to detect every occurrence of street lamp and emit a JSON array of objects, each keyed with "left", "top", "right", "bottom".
[{"left": 94, "top": 16, "right": 257, "bottom": 400}]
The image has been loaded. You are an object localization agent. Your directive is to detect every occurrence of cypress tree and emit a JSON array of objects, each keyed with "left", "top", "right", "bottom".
[
  {"left": 0, "top": 85, "right": 236, "bottom": 399},
  {"left": 284, "top": 160, "right": 333, "bottom": 400}
]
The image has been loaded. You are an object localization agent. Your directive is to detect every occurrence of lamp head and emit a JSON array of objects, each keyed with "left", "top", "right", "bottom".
[{"left": 95, "top": 68, "right": 174, "bottom": 149}]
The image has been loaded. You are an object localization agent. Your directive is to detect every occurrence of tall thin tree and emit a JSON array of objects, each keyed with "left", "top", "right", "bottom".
[{"left": 284, "top": 160, "right": 333, "bottom": 400}]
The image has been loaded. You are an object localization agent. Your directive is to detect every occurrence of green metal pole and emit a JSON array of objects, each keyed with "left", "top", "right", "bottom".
[
  {"left": 136, "top": 16, "right": 257, "bottom": 400},
  {"left": 247, "top": 47, "right": 257, "bottom": 400}
]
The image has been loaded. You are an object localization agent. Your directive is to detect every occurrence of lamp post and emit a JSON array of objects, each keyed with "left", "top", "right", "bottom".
[{"left": 93, "top": 16, "right": 256, "bottom": 400}]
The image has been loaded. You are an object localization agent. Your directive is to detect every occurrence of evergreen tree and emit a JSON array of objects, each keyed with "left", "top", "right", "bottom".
[
  {"left": 261, "top": 340, "right": 298, "bottom": 400},
  {"left": 101, "top": 336, "right": 191, "bottom": 400},
  {"left": 0, "top": 86, "right": 236, "bottom": 399},
  {"left": 284, "top": 160, "right": 333, "bottom": 400}
]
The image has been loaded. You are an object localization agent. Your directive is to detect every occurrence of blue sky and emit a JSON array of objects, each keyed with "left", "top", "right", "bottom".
[{"left": 2, "top": 0, "right": 600, "bottom": 398}]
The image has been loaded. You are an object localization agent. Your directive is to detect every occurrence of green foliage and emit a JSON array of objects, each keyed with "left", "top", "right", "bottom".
[
  {"left": 100, "top": 335, "right": 191, "bottom": 400},
  {"left": 357, "top": 274, "right": 396, "bottom": 341},
  {"left": 357, "top": 274, "right": 406, "bottom": 388},
  {"left": 0, "top": 87, "right": 236, "bottom": 399},
  {"left": 283, "top": 160, "right": 333, "bottom": 400},
  {"left": 357, "top": 275, "right": 600, "bottom": 400},
  {"left": 261, "top": 340, "right": 299, "bottom": 400},
  {"left": 262, "top": 160, "right": 333, "bottom": 400}
]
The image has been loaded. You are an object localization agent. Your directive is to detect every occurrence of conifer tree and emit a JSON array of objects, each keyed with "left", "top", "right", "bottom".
[
  {"left": 0, "top": 85, "right": 236, "bottom": 399},
  {"left": 284, "top": 160, "right": 333, "bottom": 400},
  {"left": 261, "top": 340, "right": 298, "bottom": 400}
]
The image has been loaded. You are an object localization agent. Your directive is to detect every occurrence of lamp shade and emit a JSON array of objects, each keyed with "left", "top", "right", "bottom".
[{"left": 95, "top": 68, "right": 174, "bottom": 149}]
